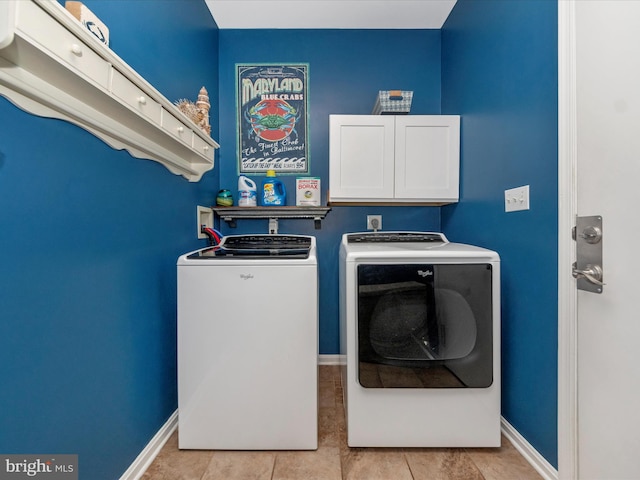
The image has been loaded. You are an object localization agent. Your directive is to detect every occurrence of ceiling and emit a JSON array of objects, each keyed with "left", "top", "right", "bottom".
[{"left": 205, "top": 0, "right": 457, "bottom": 29}]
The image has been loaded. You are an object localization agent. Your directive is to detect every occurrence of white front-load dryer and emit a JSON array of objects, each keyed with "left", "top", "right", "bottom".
[
  {"left": 339, "top": 232, "right": 500, "bottom": 447},
  {"left": 177, "top": 234, "right": 318, "bottom": 450}
]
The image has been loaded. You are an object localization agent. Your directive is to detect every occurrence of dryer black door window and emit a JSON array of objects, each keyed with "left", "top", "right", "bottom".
[{"left": 357, "top": 263, "right": 493, "bottom": 388}]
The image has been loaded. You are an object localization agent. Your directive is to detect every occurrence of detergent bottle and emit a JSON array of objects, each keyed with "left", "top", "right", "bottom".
[
  {"left": 237, "top": 175, "right": 257, "bottom": 206},
  {"left": 261, "top": 170, "right": 286, "bottom": 206}
]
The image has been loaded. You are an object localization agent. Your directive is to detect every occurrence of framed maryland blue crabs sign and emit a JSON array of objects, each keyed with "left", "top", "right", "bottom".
[{"left": 237, "top": 64, "right": 309, "bottom": 174}]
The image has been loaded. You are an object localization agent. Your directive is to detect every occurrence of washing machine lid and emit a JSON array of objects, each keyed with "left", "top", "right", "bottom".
[{"left": 187, "top": 234, "right": 312, "bottom": 259}]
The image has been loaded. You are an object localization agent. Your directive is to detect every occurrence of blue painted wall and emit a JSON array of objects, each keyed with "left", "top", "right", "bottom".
[
  {"left": 0, "top": 1, "right": 219, "bottom": 478},
  {"left": 217, "top": 30, "right": 443, "bottom": 353},
  {"left": 441, "top": 0, "right": 559, "bottom": 466},
  {"left": 0, "top": 0, "right": 560, "bottom": 474}
]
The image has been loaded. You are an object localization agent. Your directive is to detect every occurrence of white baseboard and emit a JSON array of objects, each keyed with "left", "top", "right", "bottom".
[
  {"left": 501, "top": 417, "right": 558, "bottom": 480},
  {"left": 318, "top": 354, "right": 346, "bottom": 365},
  {"left": 119, "top": 410, "right": 178, "bottom": 480}
]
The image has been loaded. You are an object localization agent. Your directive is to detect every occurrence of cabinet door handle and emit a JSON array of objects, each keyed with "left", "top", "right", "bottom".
[
  {"left": 203, "top": 145, "right": 209, "bottom": 152},
  {"left": 137, "top": 96, "right": 147, "bottom": 105},
  {"left": 70, "top": 43, "right": 83, "bottom": 57},
  {"left": 177, "top": 126, "right": 184, "bottom": 133}
]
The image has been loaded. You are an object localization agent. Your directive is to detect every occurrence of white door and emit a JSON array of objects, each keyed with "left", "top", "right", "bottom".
[{"left": 559, "top": 1, "right": 640, "bottom": 478}]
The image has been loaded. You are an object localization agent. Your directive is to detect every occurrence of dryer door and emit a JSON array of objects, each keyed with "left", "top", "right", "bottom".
[{"left": 357, "top": 263, "right": 493, "bottom": 388}]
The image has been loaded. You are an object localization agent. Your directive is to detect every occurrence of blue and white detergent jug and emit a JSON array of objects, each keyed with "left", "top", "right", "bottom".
[
  {"left": 261, "top": 170, "right": 286, "bottom": 206},
  {"left": 237, "top": 175, "right": 257, "bottom": 206}
]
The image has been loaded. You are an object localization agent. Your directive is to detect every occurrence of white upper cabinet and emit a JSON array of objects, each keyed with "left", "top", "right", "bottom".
[
  {"left": 0, "top": 0, "right": 218, "bottom": 182},
  {"left": 329, "top": 115, "right": 396, "bottom": 200},
  {"left": 329, "top": 115, "right": 460, "bottom": 204}
]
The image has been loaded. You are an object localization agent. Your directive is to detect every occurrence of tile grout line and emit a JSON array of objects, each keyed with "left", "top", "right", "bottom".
[
  {"left": 270, "top": 454, "right": 277, "bottom": 480},
  {"left": 463, "top": 446, "right": 488, "bottom": 480},
  {"left": 403, "top": 451, "right": 417, "bottom": 480}
]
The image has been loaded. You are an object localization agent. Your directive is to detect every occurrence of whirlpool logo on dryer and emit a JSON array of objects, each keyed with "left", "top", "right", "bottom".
[
  {"left": 417, "top": 269, "right": 434, "bottom": 278},
  {"left": 240, "top": 273, "right": 255, "bottom": 280}
]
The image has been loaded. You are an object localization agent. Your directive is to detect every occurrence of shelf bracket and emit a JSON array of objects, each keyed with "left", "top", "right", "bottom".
[{"left": 268, "top": 218, "right": 279, "bottom": 234}]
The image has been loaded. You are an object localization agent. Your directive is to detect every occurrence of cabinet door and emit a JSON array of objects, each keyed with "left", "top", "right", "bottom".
[
  {"left": 329, "top": 115, "right": 395, "bottom": 200},
  {"left": 394, "top": 115, "right": 460, "bottom": 201}
]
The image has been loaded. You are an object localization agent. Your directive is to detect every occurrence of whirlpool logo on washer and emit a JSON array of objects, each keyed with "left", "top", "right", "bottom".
[
  {"left": 417, "top": 269, "right": 433, "bottom": 278},
  {"left": 240, "top": 273, "right": 254, "bottom": 280}
]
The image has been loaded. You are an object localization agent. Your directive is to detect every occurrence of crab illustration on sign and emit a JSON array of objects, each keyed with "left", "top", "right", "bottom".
[
  {"left": 246, "top": 99, "right": 299, "bottom": 142},
  {"left": 237, "top": 64, "right": 309, "bottom": 174}
]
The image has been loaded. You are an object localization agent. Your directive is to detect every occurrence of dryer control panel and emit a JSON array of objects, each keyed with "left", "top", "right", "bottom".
[{"left": 346, "top": 232, "right": 447, "bottom": 244}]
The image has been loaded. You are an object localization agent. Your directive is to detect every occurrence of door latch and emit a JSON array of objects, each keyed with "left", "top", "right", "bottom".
[
  {"left": 572, "top": 215, "right": 604, "bottom": 293},
  {"left": 572, "top": 262, "right": 604, "bottom": 286}
]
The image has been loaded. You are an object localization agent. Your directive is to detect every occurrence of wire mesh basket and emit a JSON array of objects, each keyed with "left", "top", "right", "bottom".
[{"left": 372, "top": 90, "right": 413, "bottom": 115}]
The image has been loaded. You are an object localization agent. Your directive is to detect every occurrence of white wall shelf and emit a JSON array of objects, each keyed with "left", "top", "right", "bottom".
[
  {"left": 212, "top": 206, "right": 331, "bottom": 230},
  {"left": 0, "top": 0, "right": 218, "bottom": 182}
]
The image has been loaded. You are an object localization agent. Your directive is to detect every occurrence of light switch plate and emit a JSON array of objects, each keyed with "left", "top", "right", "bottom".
[{"left": 505, "top": 185, "right": 530, "bottom": 212}]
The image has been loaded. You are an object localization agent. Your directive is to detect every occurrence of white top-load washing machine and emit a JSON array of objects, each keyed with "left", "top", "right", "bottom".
[
  {"left": 340, "top": 232, "right": 500, "bottom": 447},
  {"left": 177, "top": 234, "right": 318, "bottom": 450}
]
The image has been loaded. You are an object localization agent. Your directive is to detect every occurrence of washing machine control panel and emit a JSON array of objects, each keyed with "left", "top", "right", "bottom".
[
  {"left": 188, "top": 234, "right": 313, "bottom": 259},
  {"left": 222, "top": 234, "right": 312, "bottom": 249}
]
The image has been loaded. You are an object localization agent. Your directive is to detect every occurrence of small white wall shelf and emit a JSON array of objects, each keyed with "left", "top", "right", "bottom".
[
  {"left": 212, "top": 206, "right": 331, "bottom": 231},
  {"left": 0, "top": 0, "right": 219, "bottom": 181}
]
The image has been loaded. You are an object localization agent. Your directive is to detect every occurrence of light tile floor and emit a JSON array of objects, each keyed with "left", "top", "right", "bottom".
[{"left": 142, "top": 366, "right": 543, "bottom": 480}]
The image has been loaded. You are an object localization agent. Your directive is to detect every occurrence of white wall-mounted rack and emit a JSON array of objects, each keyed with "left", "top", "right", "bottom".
[{"left": 0, "top": 0, "right": 219, "bottom": 181}]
